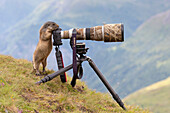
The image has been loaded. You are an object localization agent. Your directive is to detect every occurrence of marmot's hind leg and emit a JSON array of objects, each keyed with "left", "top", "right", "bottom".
[
  {"left": 34, "top": 61, "right": 41, "bottom": 76},
  {"left": 42, "top": 58, "right": 47, "bottom": 75},
  {"left": 31, "top": 61, "right": 36, "bottom": 74}
]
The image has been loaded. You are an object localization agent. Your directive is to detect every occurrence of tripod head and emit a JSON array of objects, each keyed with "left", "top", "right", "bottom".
[{"left": 76, "top": 42, "right": 89, "bottom": 56}]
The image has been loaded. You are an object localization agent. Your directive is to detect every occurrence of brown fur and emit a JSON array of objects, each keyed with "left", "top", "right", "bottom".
[{"left": 33, "top": 21, "right": 59, "bottom": 75}]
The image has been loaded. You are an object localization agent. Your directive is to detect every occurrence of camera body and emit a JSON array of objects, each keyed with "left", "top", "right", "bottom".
[
  {"left": 52, "top": 28, "right": 62, "bottom": 46},
  {"left": 52, "top": 28, "right": 89, "bottom": 55}
]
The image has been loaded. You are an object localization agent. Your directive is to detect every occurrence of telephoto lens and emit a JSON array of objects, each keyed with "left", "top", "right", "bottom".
[{"left": 61, "top": 23, "right": 124, "bottom": 42}]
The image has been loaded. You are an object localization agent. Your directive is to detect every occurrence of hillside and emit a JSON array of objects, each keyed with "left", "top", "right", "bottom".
[
  {"left": 124, "top": 77, "right": 170, "bottom": 113},
  {"left": 86, "top": 10, "right": 170, "bottom": 97},
  {"left": 0, "top": 54, "right": 148, "bottom": 112}
]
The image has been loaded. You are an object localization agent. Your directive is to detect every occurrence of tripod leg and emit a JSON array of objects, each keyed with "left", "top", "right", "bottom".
[
  {"left": 87, "top": 58, "right": 127, "bottom": 110},
  {"left": 36, "top": 61, "right": 82, "bottom": 85},
  {"left": 71, "top": 74, "right": 77, "bottom": 87},
  {"left": 36, "top": 64, "right": 73, "bottom": 85}
]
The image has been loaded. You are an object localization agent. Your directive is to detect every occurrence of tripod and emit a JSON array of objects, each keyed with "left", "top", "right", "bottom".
[
  {"left": 36, "top": 28, "right": 126, "bottom": 110},
  {"left": 36, "top": 47, "right": 126, "bottom": 110}
]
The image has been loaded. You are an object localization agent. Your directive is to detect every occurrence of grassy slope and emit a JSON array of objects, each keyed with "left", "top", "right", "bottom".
[
  {"left": 124, "top": 77, "right": 170, "bottom": 113},
  {"left": 0, "top": 55, "right": 148, "bottom": 113}
]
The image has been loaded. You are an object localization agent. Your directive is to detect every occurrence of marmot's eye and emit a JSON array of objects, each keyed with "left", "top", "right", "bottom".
[{"left": 52, "top": 23, "right": 55, "bottom": 26}]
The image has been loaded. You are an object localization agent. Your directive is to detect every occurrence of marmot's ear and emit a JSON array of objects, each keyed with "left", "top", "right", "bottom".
[
  {"left": 39, "top": 25, "right": 46, "bottom": 39},
  {"left": 39, "top": 25, "right": 44, "bottom": 34}
]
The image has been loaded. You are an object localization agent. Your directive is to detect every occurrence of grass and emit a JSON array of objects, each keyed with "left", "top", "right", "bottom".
[
  {"left": 0, "top": 54, "right": 148, "bottom": 113},
  {"left": 124, "top": 77, "right": 170, "bottom": 113}
]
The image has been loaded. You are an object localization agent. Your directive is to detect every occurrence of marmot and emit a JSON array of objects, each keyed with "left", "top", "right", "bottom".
[{"left": 33, "top": 21, "right": 59, "bottom": 76}]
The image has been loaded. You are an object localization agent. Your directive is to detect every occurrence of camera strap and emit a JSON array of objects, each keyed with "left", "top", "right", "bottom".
[
  {"left": 53, "top": 29, "right": 67, "bottom": 83},
  {"left": 71, "top": 29, "right": 78, "bottom": 77},
  {"left": 70, "top": 29, "right": 85, "bottom": 87},
  {"left": 55, "top": 47, "right": 67, "bottom": 83}
]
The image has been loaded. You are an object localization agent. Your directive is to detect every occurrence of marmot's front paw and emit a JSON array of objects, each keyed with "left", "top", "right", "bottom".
[{"left": 35, "top": 71, "right": 41, "bottom": 76}]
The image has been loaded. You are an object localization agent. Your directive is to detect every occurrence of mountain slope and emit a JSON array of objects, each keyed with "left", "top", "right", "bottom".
[
  {"left": 124, "top": 77, "right": 170, "bottom": 113},
  {"left": 0, "top": 54, "right": 147, "bottom": 112}
]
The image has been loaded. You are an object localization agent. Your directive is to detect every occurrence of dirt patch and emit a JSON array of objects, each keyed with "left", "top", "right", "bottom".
[
  {"left": 75, "top": 86, "right": 85, "bottom": 93},
  {"left": 77, "top": 105, "right": 93, "bottom": 113}
]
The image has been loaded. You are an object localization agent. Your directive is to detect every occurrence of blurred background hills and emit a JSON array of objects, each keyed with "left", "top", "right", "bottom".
[
  {"left": 124, "top": 77, "right": 170, "bottom": 113},
  {"left": 0, "top": 0, "right": 170, "bottom": 112}
]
